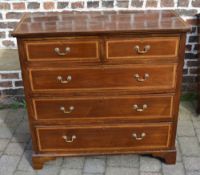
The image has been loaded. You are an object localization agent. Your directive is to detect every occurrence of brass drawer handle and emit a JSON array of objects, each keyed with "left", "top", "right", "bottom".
[
  {"left": 134, "top": 45, "right": 151, "bottom": 54},
  {"left": 60, "top": 106, "right": 74, "bottom": 114},
  {"left": 134, "top": 73, "right": 149, "bottom": 82},
  {"left": 133, "top": 104, "right": 148, "bottom": 112},
  {"left": 57, "top": 75, "right": 72, "bottom": 84},
  {"left": 54, "top": 47, "right": 70, "bottom": 56},
  {"left": 62, "top": 135, "right": 76, "bottom": 143},
  {"left": 132, "top": 132, "right": 146, "bottom": 140}
]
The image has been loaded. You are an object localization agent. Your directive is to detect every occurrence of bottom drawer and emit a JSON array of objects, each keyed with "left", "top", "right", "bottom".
[{"left": 35, "top": 123, "right": 173, "bottom": 152}]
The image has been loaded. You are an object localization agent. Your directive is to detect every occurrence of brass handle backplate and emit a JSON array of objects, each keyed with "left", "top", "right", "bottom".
[
  {"left": 57, "top": 75, "right": 72, "bottom": 84},
  {"left": 134, "top": 45, "right": 151, "bottom": 54},
  {"left": 134, "top": 73, "right": 149, "bottom": 82},
  {"left": 132, "top": 132, "right": 146, "bottom": 140},
  {"left": 62, "top": 135, "right": 76, "bottom": 143},
  {"left": 54, "top": 47, "right": 70, "bottom": 56},
  {"left": 133, "top": 104, "right": 148, "bottom": 112},
  {"left": 60, "top": 106, "right": 74, "bottom": 114}
]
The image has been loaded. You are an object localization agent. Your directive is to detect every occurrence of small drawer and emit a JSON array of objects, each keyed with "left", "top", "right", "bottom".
[
  {"left": 35, "top": 123, "right": 173, "bottom": 152},
  {"left": 29, "top": 64, "right": 177, "bottom": 92},
  {"left": 106, "top": 36, "right": 179, "bottom": 60},
  {"left": 32, "top": 95, "right": 174, "bottom": 121},
  {"left": 24, "top": 38, "right": 100, "bottom": 62}
]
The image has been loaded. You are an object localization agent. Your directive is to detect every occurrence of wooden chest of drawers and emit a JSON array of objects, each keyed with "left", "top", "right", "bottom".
[{"left": 12, "top": 10, "right": 190, "bottom": 169}]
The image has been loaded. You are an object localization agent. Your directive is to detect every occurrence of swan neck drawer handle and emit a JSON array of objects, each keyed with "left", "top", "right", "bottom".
[
  {"left": 57, "top": 75, "right": 72, "bottom": 84},
  {"left": 133, "top": 104, "right": 148, "bottom": 112},
  {"left": 132, "top": 132, "right": 146, "bottom": 140},
  {"left": 60, "top": 106, "right": 74, "bottom": 114},
  {"left": 62, "top": 135, "right": 76, "bottom": 143},
  {"left": 54, "top": 47, "right": 70, "bottom": 56},
  {"left": 134, "top": 45, "right": 151, "bottom": 54},
  {"left": 134, "top": 73, "right": 149, "bottom": 82}
]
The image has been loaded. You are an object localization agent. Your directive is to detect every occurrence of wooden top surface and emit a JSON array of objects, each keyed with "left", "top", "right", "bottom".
[{"left": 12, "top": 10, "right": 190, "bottom": 37}]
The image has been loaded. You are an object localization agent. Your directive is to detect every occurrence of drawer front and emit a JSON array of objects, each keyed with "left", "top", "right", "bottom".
[
  {"left": 106, "top": 37, "right": 179, "bottom": 59},
  {"left": 29, "top": 65, "right": 176, "bottom": 92},
  {"left": 24, "top": 39, "right": 99, "bottom": 61},
  {"left": 35, "top": 123, "right": 172, "bottom": 152},
  {"left": 32, "top": 95, "right": 174, "bottom": 121}
]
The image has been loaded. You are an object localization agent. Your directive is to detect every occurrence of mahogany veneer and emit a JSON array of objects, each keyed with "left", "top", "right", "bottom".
[
  {"left": 12, "top": 10, "right": 190, "bottom": 169},
  {"left": 106, "top": 36, "right": 179, "bottom": 59},
  {"left": 24, "top": 39, "right": 99, "bottom": 61},
  {"left": 29, "top": 65, "right": 177, "bottom": 91},
  {"left": 36, "top": 123, "right": 173, "bottom": 152},
  {"left": 32, "top": 95, "right": 174, "bottom": 121}
]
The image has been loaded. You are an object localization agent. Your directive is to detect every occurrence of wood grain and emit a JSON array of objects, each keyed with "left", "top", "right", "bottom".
[
  {"left": 11, "top": 10, "right": 190, "bottom": 37},
  {"left": 35, "top": 123, "right": 172, "bottom": 152},
  {"left": 24, "top": 38, "right": 100, "bottom": 61},
  {"left": 32, "top": 94, "right": 174, "bottom": 121},
  {"left": 106, "top": 36, "right": 179, "bottom": 59},
  {"left": 29, "top": 64, "right": 177, "bottom": 92}
]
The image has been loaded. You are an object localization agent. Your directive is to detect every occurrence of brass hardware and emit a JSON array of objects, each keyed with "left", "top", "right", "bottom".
[
  {"left": 133, "top": 104, "right": 148, "bottom": 112},
  {"left": 62, "top": 135, "right": 76, "bottom": 143},
  {"left": 60, "top": 106, "right": 74, "bottom": 114},
  {"left": 54, "top": 47, "right": 71, "bottom": 56},
  {"left": 132, "top": 132, "right": 146, "bottom": 140},
  {"left": 134, "top": 45, "right": 151, "bottom": 54},
  {"left": 134, "top": 73, "right": 149, "bottom": 82},
  {"left": 57, "top": 75, "right": 72, "bottom": 84}
]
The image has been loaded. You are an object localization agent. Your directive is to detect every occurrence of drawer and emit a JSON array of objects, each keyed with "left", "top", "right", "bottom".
[
  {"left": 106, "top": 37, "right": 179, "bottom": 60},
  {"left": 29, "top": 64, "right": 177, "bottom": 92},
  {"left": 32, "top": 95, "right": 174, "bottom": 121},
  {"left": 35, "top": 123, "right": 173, "bottom": 152},
  {"left": 24, "top": 38, "right": 100, "bottom": 61}
]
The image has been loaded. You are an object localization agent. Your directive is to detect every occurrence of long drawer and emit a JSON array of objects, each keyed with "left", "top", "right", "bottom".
[
  {"left": 35, "top": 123, "right": 173, "bottom": 152},
  {"left": 29, "top": 64, "right": 177, "bottom": 92},
  {"left": 32, "top": 95, "right": 174, "bottom": 121}
]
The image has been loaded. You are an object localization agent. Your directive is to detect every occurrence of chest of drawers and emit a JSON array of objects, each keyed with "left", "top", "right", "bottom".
[{"left": 12, "top": 10, "right": 190, "bottom": 169}]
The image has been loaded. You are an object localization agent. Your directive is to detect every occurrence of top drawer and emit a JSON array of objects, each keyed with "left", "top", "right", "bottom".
[
  {"left": 24, "top": 38, "right": 100, "bottom": 62},
  {"left": 106, "top": 36, "right": 179, "bottom": 60}
]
